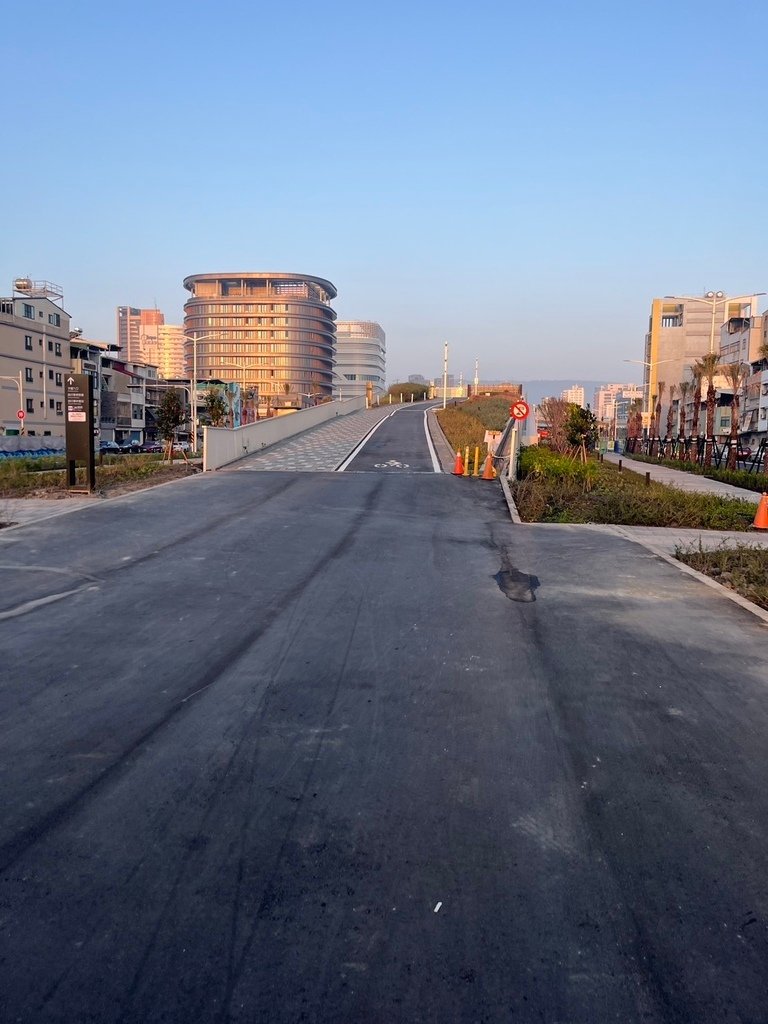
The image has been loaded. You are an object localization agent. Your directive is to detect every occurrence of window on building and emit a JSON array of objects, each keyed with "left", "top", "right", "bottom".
[
  {"left": 24, "top": 334, "right": 33, "bottom": 350},
  {"left": 25, "top": 368, "right": 33, "bottom": 383},
  {"left": 48, "top": 369, "right": 54, "bottom": 380},
  {"left": 22, "top": 303, "right": 34, "bottom": 319},
  {"left": 48, "top": 312, "right": 61, "bottom": 327},
  {"left": 54, "top": 343, "right": 62, "bottom": 356},
  {"left": 47, "top": 340, "right": 53, "bottom": 352},
  {"left": 56, "top": 401, "right": 62, "bottom": 414},
  {"left": 55, "top": 372, "right": 62, "bottom": 385},
  {"left": 49, "top": 399, "right": 55, "bottom": 409},
  {"left": 26, "top": 398, "right": 34, "bottom": 413}
]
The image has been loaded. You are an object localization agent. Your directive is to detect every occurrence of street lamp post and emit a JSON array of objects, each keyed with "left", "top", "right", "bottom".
[
  {"left": 442, "top": 342, "right": 448, "bottom": 410},
  {"left": 184, "top": 332, "right": 228, "bottom": 447}
]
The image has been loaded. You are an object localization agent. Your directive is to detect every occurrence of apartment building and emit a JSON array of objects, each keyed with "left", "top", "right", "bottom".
[
  {"left": 560, "top": 385, "right": 585, "bottom": 407},
  {"left": 0, "top": 279, "right": 70, "bottom": 437},
  {"left": 116, "top": 306, "right": 165, "bottom": 362},
  {"left": 334, "top": 321, "right": 386, "bottom": 400}
]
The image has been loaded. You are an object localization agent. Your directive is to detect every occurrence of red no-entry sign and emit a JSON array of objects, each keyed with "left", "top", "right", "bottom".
[
  {"left": 16, "top": 410, "right": 25, "bottom": 420},
  {"left": 510, "top": 400, "right": 530, "bottom": 421}
]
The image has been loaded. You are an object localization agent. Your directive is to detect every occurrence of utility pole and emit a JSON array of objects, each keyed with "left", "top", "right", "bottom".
[{"left": 442, "top": 342, "right": 448, "bottom": 410}]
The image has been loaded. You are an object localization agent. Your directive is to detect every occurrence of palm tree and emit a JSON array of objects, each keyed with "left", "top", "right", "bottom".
[
  {"left": 665, "top": 383, "right": 677, "bottom": 441},
  {"left": 677, "top": 380, "right": 691, "bottom": 460},
  {"left": 649, "top": 393, "right": 657, "bottom": 455},
  {"left": 694, "top": 353, "right": 721, "bottom": 467},
  {"left": 689, "top": 365, "right": 703, "bottom": 460},
  {"left": 722, "top": 362, "right": 749, "bottom": 470}
]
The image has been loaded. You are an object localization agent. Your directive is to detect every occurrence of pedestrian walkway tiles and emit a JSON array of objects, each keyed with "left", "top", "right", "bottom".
[{"left": 230, "top": 407, "right": 396, "bottom": 472}]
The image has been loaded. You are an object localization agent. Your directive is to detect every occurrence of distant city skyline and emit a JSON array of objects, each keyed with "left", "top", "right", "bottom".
[{"left": 3, "top": 0, "right": 767, "bottom": 385}]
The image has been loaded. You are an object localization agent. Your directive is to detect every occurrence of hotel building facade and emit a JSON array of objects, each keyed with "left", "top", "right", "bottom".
[{"left": 182, "top": 272, "right": 337, "bottom": 408}]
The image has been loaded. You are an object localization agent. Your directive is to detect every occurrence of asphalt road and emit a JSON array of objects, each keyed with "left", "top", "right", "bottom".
[
  {"left": 343, "top": 405, "right": 439, "bottom": 472},
  {"left": 2, "top": 413, "right": 768, "bottom": 1022}
]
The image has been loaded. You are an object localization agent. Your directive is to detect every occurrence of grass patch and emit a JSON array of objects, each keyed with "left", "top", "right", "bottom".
[
  {"left": 675, "top": 542, "right": 768, "bottom": 610},
  {"left": 436, "top": 395, "right": 513, "bottom": 453},
  {"left": 0, "top": 454, "right": 192, "bottom": 496},
  {"left": 513, "top": 449, "right": 756, "bottom": 529}
]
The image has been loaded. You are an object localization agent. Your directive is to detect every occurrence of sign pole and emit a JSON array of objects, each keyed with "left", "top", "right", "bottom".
[{"left": 65, "top": 374, "right": 96, "bottom": 493}]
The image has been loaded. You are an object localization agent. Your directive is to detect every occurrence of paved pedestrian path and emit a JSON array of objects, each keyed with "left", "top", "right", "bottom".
[
  {"left": 603, "top": 450, "right": 763, "bottom": 503},
  {"left": 229, "top": 405, "right": 400, "bottom": 472}
]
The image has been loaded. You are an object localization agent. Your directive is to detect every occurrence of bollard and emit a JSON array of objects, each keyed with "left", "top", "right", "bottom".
[
  {"left": 618, "top": 459, "right": 622, "bottom": 472},
  {"left": 473, "top": 446, "right": 480, "bottom": 476},
  {"left": 645, "top": 471, "right": 651, "bottom": 486},
  {"left": 463, "top": 446, "right": 470, "bottom": 477}
]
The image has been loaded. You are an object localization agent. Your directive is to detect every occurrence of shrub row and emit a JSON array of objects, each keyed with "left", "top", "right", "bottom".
[{"left": 513, "top": 450, "right": 756, "bottom": 530}]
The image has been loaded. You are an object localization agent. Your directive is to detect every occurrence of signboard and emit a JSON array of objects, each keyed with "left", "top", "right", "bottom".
[
  {"left": 510, "top": 399, "right": 530, "bottom": 421},
  {"left": 484, "top": 430, "right": 502, "bottom": 453},
  {"left": 16, "top": 410, "right": 24, "bottom": 420},
  {"left": 65, "top": 373, "right": 95, "bottom": 491}
]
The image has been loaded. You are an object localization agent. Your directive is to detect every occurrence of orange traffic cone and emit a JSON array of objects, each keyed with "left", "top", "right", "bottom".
[
  {"left": 753, "top": 493, "right": 768, "bottom": 529},
  {"left": 452, "top": 450, "right": 465, "bottom": 476},
  {"left": 481, "top": 453, "right": 496, "bottom": 480}
]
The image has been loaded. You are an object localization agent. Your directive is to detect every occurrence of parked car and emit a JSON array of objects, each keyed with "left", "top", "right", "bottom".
[
  {"left": 99, "top": 440, "right": 121, "bottom": 454},
  {"left": 737, "top": 446, "right": 752, "bottom": 460},
  {"left": 139, "top": 441, "right": 163, "bottom": 453},
  {"left": 172, "top": 441, "right": 191, "bottom": 452}
]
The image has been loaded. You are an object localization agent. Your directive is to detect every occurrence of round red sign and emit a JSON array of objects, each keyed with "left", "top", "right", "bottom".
[
  {"left": 16, "top": 410, "right": 25, "bottom": 420},
  {"left": 510, "top": 400, "right": 530, "bottom": 421}
]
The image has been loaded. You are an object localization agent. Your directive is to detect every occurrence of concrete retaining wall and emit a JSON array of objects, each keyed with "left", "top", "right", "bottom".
[{"left": 203, "top": 397, "right": 367, "bottom": 471}]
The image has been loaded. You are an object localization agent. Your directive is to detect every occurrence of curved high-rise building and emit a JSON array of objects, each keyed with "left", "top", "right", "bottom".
[
  {"left": 334, "top": 321, "right": 386, "bottom": 400},
  {"left": 182, "top": 272, "right": 337, "bottom": 404}
]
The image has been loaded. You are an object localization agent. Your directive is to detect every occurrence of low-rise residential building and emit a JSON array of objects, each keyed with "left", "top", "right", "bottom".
[{"left": 0, "top": 279, "right": 70, "bottom": 438}]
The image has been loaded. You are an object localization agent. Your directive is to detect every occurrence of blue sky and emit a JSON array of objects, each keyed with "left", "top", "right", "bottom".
[{"left": 3, "top": 0, "right": 767, "bottom": 385}]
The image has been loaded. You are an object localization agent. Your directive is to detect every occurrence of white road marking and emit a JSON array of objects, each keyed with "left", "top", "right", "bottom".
[
  {"left": 434, "top": 901, "right": 442, "bottom": 913},
  {"left": 0, "top": 587, "right": 88, "bottom": 622},
  {"left": 335, "top": 411, "right": 398, "bottom": 472},
  {"left": 424, "top": 411, "right": 442, "bottom": 473}
]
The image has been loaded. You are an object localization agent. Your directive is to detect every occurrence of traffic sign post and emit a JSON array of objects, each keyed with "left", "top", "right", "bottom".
[{"left": 510, "top": 399, "right": 530, "bottom": 421}]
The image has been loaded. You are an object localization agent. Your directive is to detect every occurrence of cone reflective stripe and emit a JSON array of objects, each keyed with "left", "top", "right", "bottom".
[
  {"left": 753, "top": 492, "right": 768, "bottom": 530},
  {"left": 481, "top": 453, "right": 495, "bottom": 480},
  {"left": 452, "top": 450, "right": 465, "bottom": 475}
]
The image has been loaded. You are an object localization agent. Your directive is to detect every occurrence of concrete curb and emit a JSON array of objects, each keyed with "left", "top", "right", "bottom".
[
  {"left": 426, "top": 408, "right": 456, "bottom": 473},
  {"left": 499, "top": 474, "right": 522, "bottom": 524}
]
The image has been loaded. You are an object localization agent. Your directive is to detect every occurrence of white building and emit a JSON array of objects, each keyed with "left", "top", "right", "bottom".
[
  {"left": 334, "top": 321, "right": 386, "bottom": 401},
  {"left": 561, "top": 385, "right": 585, "bottom": 407}
]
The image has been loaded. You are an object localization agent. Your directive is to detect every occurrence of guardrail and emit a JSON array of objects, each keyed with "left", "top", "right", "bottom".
[{"left": 202, "top": 397, "right": 367, "bottom": 471}]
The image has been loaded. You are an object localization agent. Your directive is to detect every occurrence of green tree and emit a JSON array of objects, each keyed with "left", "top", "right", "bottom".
[
  {"left": 565, "top": 404, "right": 598, "bottom": 452},
  {"left": 204, "top": 387, "right": 229, "bottom": 427},
  {"left": 155, "top": 389, "right": 187, "bottom": 461}
]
